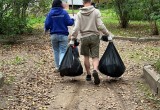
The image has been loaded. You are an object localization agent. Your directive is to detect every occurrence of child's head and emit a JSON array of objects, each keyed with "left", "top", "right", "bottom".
[
  {"left": 83, "top": 0, "right": 91, "bottom": 4},
  {"left": 62, "top": 0, "right": 68, "bottom": 9},
  {"left": 52, "top": 0, "right": 63, "bottom": 8},
  {"left": 52, "top": 0, "right": 67, "bottom": 9},
  {"left": 91, "top": 2, "right": 95, "bottom": 7}
]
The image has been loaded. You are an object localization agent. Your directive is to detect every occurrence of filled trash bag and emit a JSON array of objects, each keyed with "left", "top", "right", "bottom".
[
  {"left": 98, "top": 42, "right": 125, "bottom": 77},
  {"left": 73, "top": 39, "right": 80, "bottom": 57},
  {"left": 72, "top": 47, "right": 79, "bottom": 58},
  {"left": 59, "top": 46, "right": 83, "bottom": 77},
  {"left": 101, "top": 35, "right": 109, "bottom": 42}
]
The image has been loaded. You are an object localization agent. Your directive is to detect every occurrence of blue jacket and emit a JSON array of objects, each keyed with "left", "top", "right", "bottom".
[{"left": 45, "top": 7, "right": 74, "bottom": 35}]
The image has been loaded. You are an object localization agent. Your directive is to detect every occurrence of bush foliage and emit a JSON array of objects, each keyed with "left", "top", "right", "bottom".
[{"left": 0, "top": 0, "right": 52, "bottom": 36}]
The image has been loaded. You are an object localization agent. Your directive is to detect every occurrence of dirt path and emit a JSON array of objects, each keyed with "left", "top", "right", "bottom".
[{"left": 0, "top": 33, "right": 160, "bottom": 110}]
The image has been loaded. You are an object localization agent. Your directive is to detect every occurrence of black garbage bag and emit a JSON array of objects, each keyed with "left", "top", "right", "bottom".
[
  {"left": 74, "top": 39, "right": 80, "bottom": 46},
  {"left": 98, "top": 42, "right": 125, "bottom": 77},
  {"left": 101, "top": 35, "right": 109, "bottom": 42},
  {"left": 59, "top": 46, "right": 83, "bottom": 77},
  {"left": 72, "top": 47, "right": 79, "bottom": 58},
  {"left": 73, "top": 39, "right": 80, "bottom": 57}
]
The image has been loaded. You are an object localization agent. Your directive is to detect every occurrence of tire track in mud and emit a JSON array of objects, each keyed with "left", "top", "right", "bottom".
[
  {"left": 69, "top": 82, "right": 126, "bottom": 110},
  {"left": 64, "top": 79, "right": 84, "bottom": 110},
  {"left": 103, "top": 78, "right": 140, "bottom": 110},
  {"left": 49, "top": 76, "right": 130, "bottom": 110},
  {"left": 48, "top": 77, "right": 84, "bottom": 110},
  {"left": 105, "top": 80, "right": 127, "bottom": 110},
  {"left": 48, "top": 76, "right": 148, "bottom": 110}
]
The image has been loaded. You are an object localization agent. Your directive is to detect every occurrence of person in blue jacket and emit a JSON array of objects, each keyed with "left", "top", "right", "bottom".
[{"left": 45, "top": 0, "right": 74, "bottom": 72}]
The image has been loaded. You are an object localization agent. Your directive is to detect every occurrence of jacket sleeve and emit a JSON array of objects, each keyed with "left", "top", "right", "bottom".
[
  {"left": 96, "top": 10, "right": 110, "bottom": 36},
  {"left": 44, "top": 13, "right": 51, "bottom": 31},
  {"left": 71, "top": 14, "right": 80, "bottom": 38},
  {"left": 65, "top": 12, "right": 74, "bottom": 26}
]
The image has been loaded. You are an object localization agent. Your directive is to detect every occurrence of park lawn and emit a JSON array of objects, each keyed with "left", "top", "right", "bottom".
[
  {"left": 101, "top": 9, "right": 160, "bottom": 38},
  {"left": 28, "top": 9, "right": 160, "bottom": 38},
  {"left": 66, "top": 9, "right": 79, "bottom": 14},
  {"left": 27, "top": 16, "right": 45, "bottom": 29},
  {"left": 103, "top": 19, "right": 153, "bottom": 38}
]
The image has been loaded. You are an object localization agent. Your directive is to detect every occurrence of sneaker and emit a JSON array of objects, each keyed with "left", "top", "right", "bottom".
[
  {"left": 92, "top": 70, "right": 100, "bottom": 85},
  {"left": 60, "top": 72, "right": 64, "bottom": 77},
  {"left": 86, "top": 75, "right": 92, "bottom": 81}
]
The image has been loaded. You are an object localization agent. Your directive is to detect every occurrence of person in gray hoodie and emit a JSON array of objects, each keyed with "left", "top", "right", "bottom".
[{"left": 71, "top": 0, "right": 113, "bottom": 85}]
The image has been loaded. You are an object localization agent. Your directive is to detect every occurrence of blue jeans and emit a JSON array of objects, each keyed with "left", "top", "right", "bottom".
[{"left": 51, "top": 34, "right": 68, "bottom": 69}]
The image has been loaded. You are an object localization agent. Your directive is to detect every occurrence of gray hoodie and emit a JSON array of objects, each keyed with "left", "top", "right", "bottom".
[{"left": 72, "top": 6, "right": 110, "bottom": 38}]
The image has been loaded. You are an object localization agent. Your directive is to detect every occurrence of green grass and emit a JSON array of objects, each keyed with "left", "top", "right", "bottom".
[
  {"left": 2, "top": 44, "right": 12, "bottom": 49},
  {"left": 155, "top": 59, "right": 160, "bottom": 74},
  {"left": 101, "top": 9, "right": 117, "bottom": 18},
  {"left": 11, "top": 56, "right": 25, "bottom": 65},
  {"left": 103, "top": 19, "right": 154, "bottom": 38},
  {"left": 5, "top": 76, "right": 15, "bottom": 85},
  {"left": 27, "top": 16, "right": 45, "bottom": 28},
  {"left": 137, "top": 81, "right": 160, "bottom": 109},
  {"left": 64, "top": 9, "right": 160, "bottom": 38},
  {"left": 66, "top": 9, "right": 117, "bottom": 18},
  {"left": 119, "top": 44, "right": 160, "bottom": 64},
  {"left": 28, "top": 9, "right": 160, "bottom": 38},
  {"left": 66, "top": 9, "right": 79, "bottom": 14},
  {"left": 102, "top": 9, "right": 160, "bottom": 38},
  {"left": 0, "top": 56, "right": 25, "bottom": 67}
]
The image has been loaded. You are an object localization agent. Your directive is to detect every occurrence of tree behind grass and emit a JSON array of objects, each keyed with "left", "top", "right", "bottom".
[
  {"left": 0, "top": 0, "right": 52, "bottom": 37},
  {"left": 143, "top": 0, "right": 160, "bottom": 35},
  {"left": 0, "top": 0, "right": 31, "bottom": 36},
  {"left": 112, "top": 0, "right": 134, "bottom": 28},
  {"left": 112, "top": 0, "right": 160, "bottom": 35}
]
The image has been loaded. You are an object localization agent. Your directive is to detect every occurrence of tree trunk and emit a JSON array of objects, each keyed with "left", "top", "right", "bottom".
[
  {"left": 115, "top": 0, "right": 129, "bottom": 28},
  {"left": 150, "top": 21, "right": 159, "bottom": 35},
  {"left": 149, "top": 0, "right": 159, "bottom": 35},
  {"left": 0, "top": 1, "right": 3, "bottom": 34},
  {"left": 120, "top": 18, "right": 129, "bottom": 28}
]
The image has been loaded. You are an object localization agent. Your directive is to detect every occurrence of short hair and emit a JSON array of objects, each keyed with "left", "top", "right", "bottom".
[
  {"left": 91, "top": 2, "right": 95, "bottom": 7},
  {"left": 83, "top": 0, "right": 92, "bottom": 4},
  {"left": 52, "top": 0, "right": 62, "bottom": 8}
]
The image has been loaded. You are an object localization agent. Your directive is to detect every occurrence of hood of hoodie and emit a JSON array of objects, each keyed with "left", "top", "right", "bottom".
[
  {"left": 80, "top": 6, "right": 95, "bottom": 16},
  {"left": 50, "top": 7, "right": 63, "bottom": 16}
]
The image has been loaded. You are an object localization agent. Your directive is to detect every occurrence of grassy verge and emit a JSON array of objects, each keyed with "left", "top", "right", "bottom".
[
  {"left": 104, "top": 10, "right": 160, "bottom": 37},
  {"left": 120, "top": 44, "right": 160, "bottom": 64},
  {"left": 27, "top": 16, "right": 45, "bottom": 29},
  {"left": 137, "top": 81, "right": 160, "bottom": 109},
  {"left": 104, "top": 20, "right": 152, "bottom": 38},
  {"left": 1, "top": 9, "right": 160, "bottom": 40},
  {"left": 101, "top": 9, "right": 160, "bottom": 38},
  {"left": 28, "top": 9, "right": 160, "bottom": 38},
  {"left": 0, "top": 16, "right": 44, "bottom": 42},
  {"left": 154, "top": 59, "right": 160, "bottom": 74},
  {"left": 66, "top": 9, "right": 79, "bottom": 14},
  {"left": 66, "top": 9, "right": 160, "bottom": 38}
]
